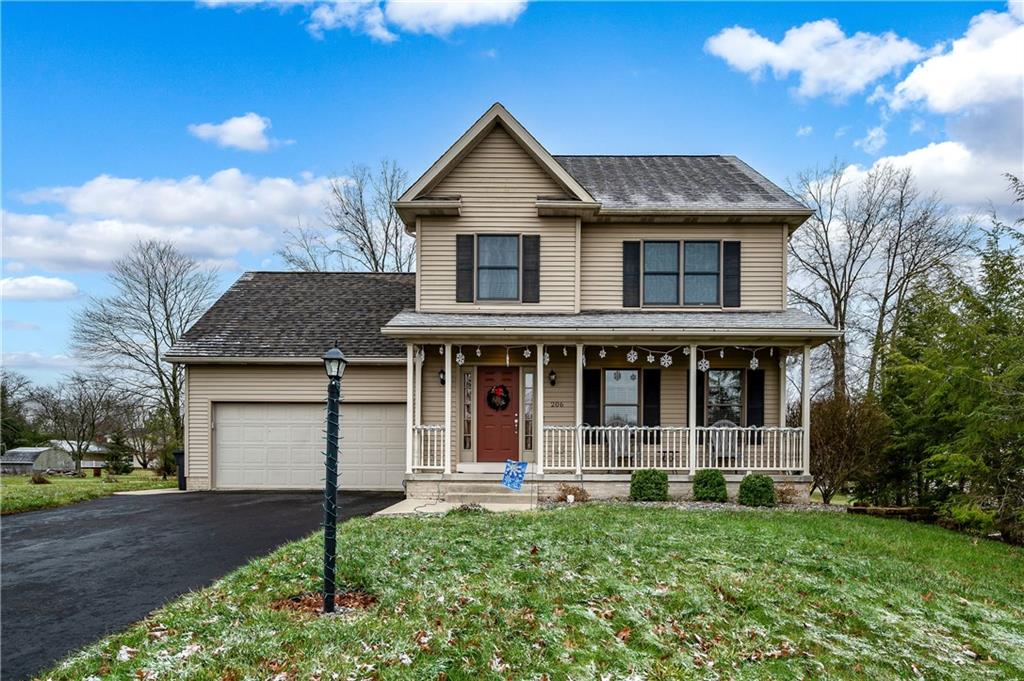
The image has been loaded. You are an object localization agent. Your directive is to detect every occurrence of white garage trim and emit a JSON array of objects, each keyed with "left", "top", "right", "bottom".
[{"left": 212, "top": 401, "right": 406, "bottom": 491}]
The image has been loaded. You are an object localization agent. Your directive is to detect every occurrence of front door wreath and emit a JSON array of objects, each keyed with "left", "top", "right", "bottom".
[{"left": 486, "top": 384, "right": 511, "bottom": 411}]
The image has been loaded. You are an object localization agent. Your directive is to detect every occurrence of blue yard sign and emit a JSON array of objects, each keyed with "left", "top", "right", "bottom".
[{"left": 502, "top": 460, "right": 528, "bottom": 491}]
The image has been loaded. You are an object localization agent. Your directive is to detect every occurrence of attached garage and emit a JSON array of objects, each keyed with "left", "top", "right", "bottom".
[{"left": 213, "top": 402, "right": 405, "bottom": 491}]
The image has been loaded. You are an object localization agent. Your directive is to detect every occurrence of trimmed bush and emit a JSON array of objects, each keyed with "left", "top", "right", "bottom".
[
  {"left": 556, "top": 483, "right": 590, "bottom": 503},
  {"left": 630, "top": 469, "right": 668, "bottom": 501},
  {"left": 738, "top": 474, "right": 776, "bottom": 507},
  {"left": 692, "top": 469, "right": 728, "bottom": 502}
]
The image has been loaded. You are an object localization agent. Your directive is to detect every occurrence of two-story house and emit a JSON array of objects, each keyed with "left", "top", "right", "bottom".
[{"left": 167, "top": 103, "right": 839, "bottom": 501}]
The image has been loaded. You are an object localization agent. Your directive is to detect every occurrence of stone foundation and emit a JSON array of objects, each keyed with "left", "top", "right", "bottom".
[{"left": 406, "top": 473, "right": 812, "bottom": 504}]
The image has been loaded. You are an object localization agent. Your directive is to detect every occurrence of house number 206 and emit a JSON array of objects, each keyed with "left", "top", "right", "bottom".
[{"left": 548, "top": 400, "right": 564, "bottom": 408}]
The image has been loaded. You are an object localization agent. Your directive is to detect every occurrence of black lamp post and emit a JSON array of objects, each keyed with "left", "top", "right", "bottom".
[{"left": 321, "top": 343, "right": 347, "bottom": 613}]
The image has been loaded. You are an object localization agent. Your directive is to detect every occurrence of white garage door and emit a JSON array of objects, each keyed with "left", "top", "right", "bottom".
[{"left": 213, "top": 402, "right": 405, "bottom": 490}]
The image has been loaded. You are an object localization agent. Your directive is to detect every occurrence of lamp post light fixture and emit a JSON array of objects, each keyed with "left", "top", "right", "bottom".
[{"left": 321, "top": 342, "right": 347, "bottom": 614}]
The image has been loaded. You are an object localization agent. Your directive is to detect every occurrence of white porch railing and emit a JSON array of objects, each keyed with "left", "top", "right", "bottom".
[
  {"left": 692, "top": 426, "right": 803, "bottom": 472},
  {"left": 412, "top": 424, "right": 445, "bottom": 470},
  {"left": 541, "top": 425, "right": 804, "bottom": 473}
]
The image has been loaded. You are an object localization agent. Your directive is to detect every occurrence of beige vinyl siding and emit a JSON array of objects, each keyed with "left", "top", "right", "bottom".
[
  {"left": 418, "top": 125, "right": 578, "bottom": 313},
  {"left": 580, "top": 224, "right": 786, "bottom": 311},
  {"left": 185, "top": 364, "right": 405, "bottom": 490}
]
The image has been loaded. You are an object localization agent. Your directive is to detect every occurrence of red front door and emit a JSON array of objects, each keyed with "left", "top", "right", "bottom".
[{"left": 476, "top": 366, "right": 520, "bottom": 462}]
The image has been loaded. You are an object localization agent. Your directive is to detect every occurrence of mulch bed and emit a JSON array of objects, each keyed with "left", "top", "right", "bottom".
[{"left": 271, "top": 592, "right": 377, "bottom": 616}]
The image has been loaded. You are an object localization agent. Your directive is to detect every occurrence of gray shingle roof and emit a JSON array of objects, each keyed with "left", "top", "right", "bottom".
[
  {"left": 0, "top": 447, "right": 54, "bottom": 464},
  {"left": 384, "top": 309, "right": 839, "bottom": 335},
  {"left": 553, "top": 155, "right": 808, "bottom": 213},
  {"left": 167, "top": 272, "right": 416, "bottom": 360}
]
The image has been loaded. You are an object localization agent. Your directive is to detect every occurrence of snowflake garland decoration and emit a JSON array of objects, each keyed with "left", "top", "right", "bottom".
[
  {"left": 543, "top": 351, "right": 550, "bottom": 366},
  {"left": 719, "top": 348, "right": 725, "bottom": 358},
  {"left": 523, "top": 347, "right": 532, "bottom": 359},
  {"left": 563, "top": 346, "right": 568, "bottom": 356},
  {"left": 626, "top": 349, "right": 638, "bottom": 363},
  {"left": 455, "top": 351, "right": 465, "bottom": 366},
  {"left": 646, "top": 352, "right": 656, "bottom": 364},
  {"left": 476, "top": 346, "right": 482, "bottom": 357},
  {"left": 598, "top": 347, "right": 607, "bottom": 359},
  {"left": 660, "top": 353, "right": 673, "bottom": 368},
  {"left": 749, "top": 356, "right": 759, "bottom": 370},
  {"left": 683, "top": 346, "right": 690, "bottom": 355},
  {"left": 697, "top": 357, "right": 710, "bottom": 372}
]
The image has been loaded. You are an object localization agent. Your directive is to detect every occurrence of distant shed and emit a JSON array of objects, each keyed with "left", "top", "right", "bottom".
[{"left": 0, "top": 447, "right": 75, "bottom": 475}]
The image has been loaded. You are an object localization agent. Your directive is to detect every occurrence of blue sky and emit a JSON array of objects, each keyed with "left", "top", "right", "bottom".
[{"left": 3, "top": 1, "right": 1022, "bottom": 383}]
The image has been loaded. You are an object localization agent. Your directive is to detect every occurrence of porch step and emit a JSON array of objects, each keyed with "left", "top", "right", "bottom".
[
  {"left": 442, "top": 482, "right": 531, "bottom": 494},
  {"left": 444, "top": 491, "right": 535, "bottom": 505}
]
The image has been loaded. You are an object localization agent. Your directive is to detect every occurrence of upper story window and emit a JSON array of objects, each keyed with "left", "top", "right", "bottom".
[
  {"left": 643, "top": 242, "right": 679, "bottom": 305},
  {"left": 683, "top": 241, "right": 720, "bottom": 306},
  {"left": 477, "top": 235, "right": 519, "bottom": 300}
]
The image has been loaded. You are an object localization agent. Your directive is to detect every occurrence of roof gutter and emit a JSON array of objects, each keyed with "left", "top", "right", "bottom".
[
  {"left": 163, "top": 355, "right": 406, "bottom": 366},
  {"left": 381, "top": 325, "right": 841, "bottom": 340}
]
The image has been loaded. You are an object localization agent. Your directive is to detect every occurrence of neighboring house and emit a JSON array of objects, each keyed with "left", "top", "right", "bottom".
[
  {"left": 49, "top": 440, "right": 108, "bottom": 467},
  {"left": 0, "top": 447, "right": 74, "bottom": 475},
  {"left": 167, "top": 103, "right": 839, "bottom": 500}
]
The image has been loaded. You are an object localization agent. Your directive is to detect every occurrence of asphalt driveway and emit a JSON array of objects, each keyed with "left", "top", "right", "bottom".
[{"left": 0, "top": 490, "right": 400, "bottom": 681}]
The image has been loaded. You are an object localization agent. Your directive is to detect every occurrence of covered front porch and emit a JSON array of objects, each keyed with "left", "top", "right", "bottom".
[{"left": 401, "top": 341, "right": 814, "bottom": 489}]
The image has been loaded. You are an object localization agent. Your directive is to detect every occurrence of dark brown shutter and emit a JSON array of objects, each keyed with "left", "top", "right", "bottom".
[
  {"left": 456, "top": 235, "right": 474, "bottom": 303},
  {"left": 522, "top": 235, "right": 540, "bottom": 303},
  {"left": 723, "top": 241, "right": 741, "bottom": 308},
  {"left": 583, "top": 368, "right": 601, "bottom": 426},
  {"left": 642, "top": 369, "right": 661, "bottom": 445},
  {"left": 622, "top": 241, "right": 640, "bottom": 307},
  {"left": 746, "top": 369, "right": 764, "bottom": 443},
  {"left": 696, "top": 369, "right": 706, "bottom": 427}
]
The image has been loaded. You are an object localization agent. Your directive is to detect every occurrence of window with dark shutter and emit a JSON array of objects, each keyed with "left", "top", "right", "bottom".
[
  {"left": 522, "top": 235, "right": 540, "bottom": 303},
  {"left": 622, "top": 241, "right": 640, "bottom": 307},
  {"left": 723, "top": 241, "right": 741, "bottom": 308},
  {"left": 746, "top": 369, "right": 765, "bottom": 443},
  {"left": 456, "top": 235, "right": 474, "bottom": 302}
]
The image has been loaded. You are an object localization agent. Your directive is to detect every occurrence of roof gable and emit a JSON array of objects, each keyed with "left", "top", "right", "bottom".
[{"left": 398, "top": 103, "right": 594, "bottom": 204}]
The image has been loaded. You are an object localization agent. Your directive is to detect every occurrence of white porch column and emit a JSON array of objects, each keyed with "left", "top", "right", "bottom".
[
  {"left": 535, "top": 343, "right": 544, "bottom": 474},
  {"left": 574, "top": 343, "right": 584, "bottom": 475},
  {"left": 688, "top": 343, "right": 697, "bottom": 474},
  {"left": 414, "top": 345, "right": 423, "bottom": 429},
  {"left": 405, "top": 343, "right": 414, "bottom": 474},
  {"left": 801, "top": 344, "right": 811, "bottom": 475},
  {"left": 444, "top": 343, "right": 453, "bottom": 475},
  {"left": 778, "top": 349, "right": 787, "bottom": 426}
]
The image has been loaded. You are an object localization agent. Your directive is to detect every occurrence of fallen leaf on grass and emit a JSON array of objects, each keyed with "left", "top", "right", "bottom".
[{"left": 616, "top": 627, "right": 631, "bottom": 641}]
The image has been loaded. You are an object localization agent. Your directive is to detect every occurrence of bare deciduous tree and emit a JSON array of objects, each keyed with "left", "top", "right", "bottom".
[
  {"left": 71, "top": 240, "right": 218, "bottom": 441},
  {"left": 277, "top": 158, "right": 413, "bottom": 272},
  {"left": 808, "top": 395, "right": 890, "bottom": 504},
  {"left": 31, "top": 374, "right": 118, "bottom": 474},
  {"left": 863, "top": 169, "right": 974, "bottom": 395}
]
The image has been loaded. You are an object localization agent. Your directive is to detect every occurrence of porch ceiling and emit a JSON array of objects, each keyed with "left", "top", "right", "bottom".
[{"left": 383, "top": 309, "right": 840, "bottom": 346}]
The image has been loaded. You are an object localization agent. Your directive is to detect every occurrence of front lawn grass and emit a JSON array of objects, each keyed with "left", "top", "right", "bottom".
[
  {"left": 46, "top": 505, "right": 1023, "bottom": 680},
  {"left": 0, "top": 470, "right": 176, "bottom": 515}
]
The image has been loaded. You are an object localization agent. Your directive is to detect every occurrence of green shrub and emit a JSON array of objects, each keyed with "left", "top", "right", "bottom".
[
  {"left": 940, "top": 500, "right": 995, "bottom": 536},
  {"left": 738, "top": 474, "right": 776, "bottom": 507},
  {"left": 692, "top": 469, "right": 728, "bottom": 502},
  {"left": 630, "top": 469, "right": 668, "bottom": 501}
]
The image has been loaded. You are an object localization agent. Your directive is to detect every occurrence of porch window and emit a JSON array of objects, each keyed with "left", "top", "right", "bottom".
[
  {"left": 643, "top": 241, "right": 679, "bottom": 305},
  {"left": 523, "top": 370, "right": 535, "bottom": 450},
  {"left": 477, "top": 235, "right": 519, "bottom": 300},
  {"left": 707, "top": 369, "right": 742, "bottom": 424},
  {"left": 462, "top": 369, "right": 473, "bottom": 450},
  {"left": 684, "top": 241, "right": 720, "bottom": 305},
  {"left": 603, "top": 369, "right": 639, "bottom": 426}
]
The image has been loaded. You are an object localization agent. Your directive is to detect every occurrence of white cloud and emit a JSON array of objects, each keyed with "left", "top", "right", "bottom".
[
  {"left": 187, "top": 112, "right": 291, "bottom": 151},
  {"left": 0, "top": 352, "right": 78, "bottom": 371},
  {"left": 385, "top": 1, "right": 526, "bottom": 36},
  {"left": 704, "top": 19, "right": 925, "bottom": 98},
  {"left": 890, "top": 9, "right": 1024, "bottom": 113},
  {"left": 5, "top": 169, "right": 332, "bottom": 271},
  {"left": 0, "top": 276, "right": 79, "bottom": 301},
  {"left": 202, "top": 0, "right": 527, "bottom": 41},
  {"left": 854, "top": 126, "right": 888, "bottom": 154},
  {"left": 796, "top": 125, "right": 813, "bottom": 137}
]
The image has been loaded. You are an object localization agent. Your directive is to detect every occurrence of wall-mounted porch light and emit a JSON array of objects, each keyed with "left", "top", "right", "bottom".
[
  {"left": 548, "top": 370, "right": 557, "bottom": 386},
  {"left": 438, "top": 369, "right": 446, "bottom": 385}
]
